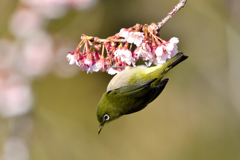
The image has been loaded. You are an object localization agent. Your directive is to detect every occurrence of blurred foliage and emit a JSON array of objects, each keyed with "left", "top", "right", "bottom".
[{"left": 1, "top": 0, "right": 240, "bottom": 160}]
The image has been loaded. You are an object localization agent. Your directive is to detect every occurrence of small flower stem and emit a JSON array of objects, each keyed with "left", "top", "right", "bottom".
[
  {"left": 156, "top": 0, "right": 187, "bottom": 31},
  {"left": 105, "top": 44, "right": 110, "bottom": 56},
  {"left": 151, "top": 36, "right": 157, "bottom": 48},
  {"left": 76, "top": 38, "right": 86, "bottom": 52},
  {"left": 101, "top": 44, "right": 105, "bottom": 56},
  {"left": 129, "top": 43, "right": 133, "bottom": 51}
]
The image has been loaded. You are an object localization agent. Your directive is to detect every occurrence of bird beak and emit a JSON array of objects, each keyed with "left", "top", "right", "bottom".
[{"left": 98, "top": 122, "right": 105, "bottom": 134}]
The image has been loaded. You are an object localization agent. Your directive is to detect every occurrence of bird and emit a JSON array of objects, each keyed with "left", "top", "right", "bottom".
[{"left": 96, "top": 52, "right": 188, "bottom": 134}]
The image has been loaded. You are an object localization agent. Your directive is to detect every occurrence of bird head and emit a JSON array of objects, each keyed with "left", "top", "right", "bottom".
[{"left": 96, "top": 93, "right": 122, "bottom": 134}]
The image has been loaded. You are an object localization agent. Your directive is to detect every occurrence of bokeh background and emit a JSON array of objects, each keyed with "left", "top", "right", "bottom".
[{"left": 1, "top": 0, "right": 240, "bottom": 160}]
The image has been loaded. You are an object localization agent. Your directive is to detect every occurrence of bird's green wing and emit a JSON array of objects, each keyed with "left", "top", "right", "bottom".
[
  {"left": 124, "top": 78, "right": 169, "bottom": 114},
  {"left": 148, "top": 78, "right": 169, "bottom": 103},
  {"left": 107, "top": 78, "right": 157, "bottom": 98}
]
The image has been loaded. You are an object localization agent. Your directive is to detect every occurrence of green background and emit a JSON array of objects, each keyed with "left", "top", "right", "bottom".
[{"left": 1, "top": 0, "right": 240, "bottom": 159}]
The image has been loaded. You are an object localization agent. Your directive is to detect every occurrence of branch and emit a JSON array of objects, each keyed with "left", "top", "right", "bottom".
[
  {"left": 81, "top": 0, "right": 187, "bottom": 44},
  {"left": 81, "top": 35, "right": 127, "bottom": 44},
  {"left": 69, "top": 0, "right": 188, "bottom": 74},
  {"left": 156, "top": 0, "right": 187, "bottom": 31}
]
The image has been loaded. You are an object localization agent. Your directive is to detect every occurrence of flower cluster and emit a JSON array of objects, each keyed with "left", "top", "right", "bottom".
[{"left": 67, "top": 23, "right": 179, "bottom": 75}]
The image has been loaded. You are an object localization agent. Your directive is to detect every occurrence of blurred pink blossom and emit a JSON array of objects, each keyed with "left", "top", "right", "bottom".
[
  {"left": 3, "top": 137, "right": 29, "bottom": 160},
  {"left": 9, "top": 8, "right": 44, "bottom": 38},
  {"left": 20, "top": 0, "right": 98, "bottom": 19},
  {"left": 18, "top": 32, "right": 54, "bottom": 77},
  {"left": 20, "top": 0, "right": 68, "bottom": 19},
  {"left": 0, "top": 74, "right": 33, "bottom": 118},
  {"left": 0, "top": 39, "right": 18, "bottom": 70},
  {"left": 68, "top": 0, "right": 98, "bottom": 10}
]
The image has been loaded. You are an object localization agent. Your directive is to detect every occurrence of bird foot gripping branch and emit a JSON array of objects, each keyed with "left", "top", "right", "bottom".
[{"left": 66, "top": 0, "right": 188, "bottom": 134}]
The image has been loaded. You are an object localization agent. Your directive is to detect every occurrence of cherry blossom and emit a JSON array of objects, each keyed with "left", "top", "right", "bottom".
[
  {"left": 67, "top": 53, "right": 77, "bottom": 65},
  {"left": 67, "top": 24, "right": 180, "bottom": 75},
  {"left": 119, "top": 28, "right": 129, "bottom": 39},
  {"left": 134, "top": 42, "right": 154, "bottom": 66},
  {"left": 119, "top": 29, "right": 144, "bottom": 47},
  {"left": 166, "top": 37, "right": 179, "bottom": 57},
  {"left": 154, "top": 45, "right": 170, "bottom": 65},
  {"left": 92, "top": 57, "right": 105, "bottom": 72},
  {"left": 126, "top": 31, "right": 144, "bottom": 47},
  {"left": 154, "top": 37, "right": 179, "bottom": 65},
  {"left": 114, "top": 48, "right": 135, "bottom": 66}
]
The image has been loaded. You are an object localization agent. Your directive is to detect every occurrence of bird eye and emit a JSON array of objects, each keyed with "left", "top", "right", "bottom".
[{"left": 103, "top": 114, "right": 110, "bottom": 121}]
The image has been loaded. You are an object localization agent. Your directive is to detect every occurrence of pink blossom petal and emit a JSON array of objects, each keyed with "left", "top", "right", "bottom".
[
  {"left": 114, "top": 48, "right": 135, "bottom": 66},
  {"left": 166, "top": 37, "right": 179, "bottom": 57},
  {"left": 84, "top": 59, "right": 92, "bottom": 66},
  {"left": 126, "top": 32, "right": 144, "bottom": 47},
  {"left": 66, "top": 54, "right": 76, "bottom": 65},
  {"left": 119, "top": 28, "right": 129, "bottom": 39},
  {"left": 92, "top": 60, "right": 104, "bottom": 72},
  {"left": 107, "top": 68, "right": 120, "bottom": 75},
  {"left": 169, "top": 37, "right": 179, "bottom": 44},
  {"left": 155, "top": 46, "right": 164, "bottom": 57},
  {"left": 86, "top": 66, "right": 93, "bottom": 74},
  {"left": 134, "top": 43, "right": 153, "bottom": 61}
]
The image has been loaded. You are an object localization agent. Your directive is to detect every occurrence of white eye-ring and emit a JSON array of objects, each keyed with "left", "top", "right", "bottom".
[{"left": 103, "top": 114, "right": 110, "bottom": 121}]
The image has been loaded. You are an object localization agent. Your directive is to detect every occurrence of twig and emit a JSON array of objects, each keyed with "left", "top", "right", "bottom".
[
  {"left": 80, "top": 0, "right": 187, "bottom": 43},
  {"left": 70, "top": 1, "right": 188, "bottom": 73},
  {"left": 81, "top": 36, "right": 127, "bottom": 44},
  {"left": 156, "top": 0, "right": 187, "bottom": 31}
]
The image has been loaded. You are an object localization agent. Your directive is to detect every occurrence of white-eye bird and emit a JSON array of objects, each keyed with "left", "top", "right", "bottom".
[{"left": 96, "top": 52, "right": 188, "bottom": 134}]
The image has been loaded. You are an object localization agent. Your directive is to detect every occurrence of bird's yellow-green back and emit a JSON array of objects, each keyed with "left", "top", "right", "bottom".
[{"left": 107, "top": 52, "right": 187, "bottom": 91}]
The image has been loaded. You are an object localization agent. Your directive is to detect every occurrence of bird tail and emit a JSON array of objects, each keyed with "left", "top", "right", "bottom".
[{"left": 161, "top": 52, "right": 188, "bottom": 76}]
